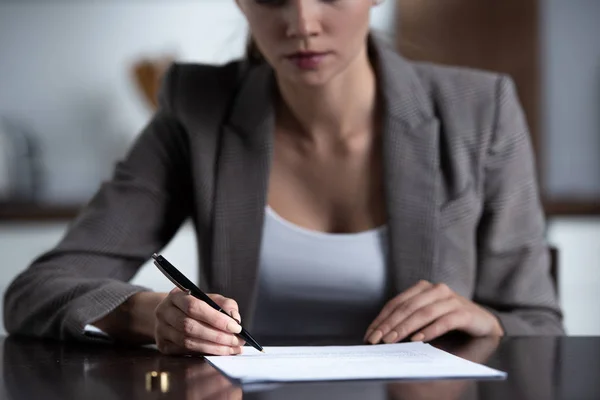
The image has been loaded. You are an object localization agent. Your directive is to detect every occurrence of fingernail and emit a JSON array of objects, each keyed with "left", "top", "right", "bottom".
[
  {"left": 230, "top": 310, "right": 242, "bottom": 324},
  {"left": 230, "top": 347, "right": 236, "bottom": 355},
  {"left": 412, "top": 333, "right": 425, "bottom": 342},
  {"left": 227, "top": 321, "right": 242, "bottom": 334},
  {"left": 383, "top": 331, "right": 398, "bottom": 343},
  {"left": 368, "top": 330, "right": 383, "bottom": 344},
  {"left": 231, "top": 336, "right": 239, "bottom": 346},
  {"left": 364, "top": 329, "right": 373, "bottom": 342}
]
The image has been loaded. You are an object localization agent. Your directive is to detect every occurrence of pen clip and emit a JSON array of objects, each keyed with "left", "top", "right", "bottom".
[{"left": 153, "top": 260, "right": 190, "bottom": 294}]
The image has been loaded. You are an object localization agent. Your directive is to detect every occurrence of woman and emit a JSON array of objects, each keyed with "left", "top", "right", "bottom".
[{"left": 3, "top": 0, "right": 563, "bottom": 356}]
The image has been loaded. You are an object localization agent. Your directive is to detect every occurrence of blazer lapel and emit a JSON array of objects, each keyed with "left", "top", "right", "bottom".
[
  {"left": 210, "top": 40, "right": 442, "bottom": 324},
  {"left": 373, "top": 40, "right": 442, "bottom": 293},
  {"left": 211, "top": 64, "right": 275, "bottom": 324}
]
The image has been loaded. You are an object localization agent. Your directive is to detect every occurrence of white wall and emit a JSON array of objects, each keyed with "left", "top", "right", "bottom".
[
  {"left": 547, "top": 218, "right": 600, "bottom": 335},
  {"left": 0, "top": 2, "right": 246, "bottom": 204}
]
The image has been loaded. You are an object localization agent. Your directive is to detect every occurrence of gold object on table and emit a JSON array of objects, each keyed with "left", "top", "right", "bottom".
[{"left": 145, "top": 371, "right": 170, "bottom": 393}]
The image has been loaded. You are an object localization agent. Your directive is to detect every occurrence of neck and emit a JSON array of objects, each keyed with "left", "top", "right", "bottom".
[{"left": 275, "top": 46, "right": 377, "bottom": 141}]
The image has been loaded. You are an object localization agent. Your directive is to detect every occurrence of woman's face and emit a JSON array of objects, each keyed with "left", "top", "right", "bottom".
[{"left": 237, "top": 0, "right": 374, "bottom": 86}]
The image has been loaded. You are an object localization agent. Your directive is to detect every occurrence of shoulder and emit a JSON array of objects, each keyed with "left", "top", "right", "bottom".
[
  {"left": 407, "top": 60, "right": 524, "bottom": 151},
  {"left": 409, "top": 60, "right": 515, "bottom": 113},
  {"left": 405, "top": 61, "right": 529, "bottom": 188}
]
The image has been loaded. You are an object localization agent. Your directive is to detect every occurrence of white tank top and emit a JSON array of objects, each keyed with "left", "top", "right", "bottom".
[{"left": 252, "top": 206, "right": 390, "bottom": 340}]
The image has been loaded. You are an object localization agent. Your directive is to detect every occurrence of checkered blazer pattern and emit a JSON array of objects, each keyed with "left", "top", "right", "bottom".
[{"left": 3, "top": 38, "right": 564, "bottom": 340}]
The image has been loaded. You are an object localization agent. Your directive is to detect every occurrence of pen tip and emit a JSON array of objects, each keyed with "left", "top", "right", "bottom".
[{"left": 260, "top": 350, "right": 265, "bottom": 353}]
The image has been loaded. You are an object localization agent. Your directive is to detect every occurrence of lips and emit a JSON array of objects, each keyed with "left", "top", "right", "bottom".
[{"left": 285, "top": 51, "right": 330, "bottom": 70}]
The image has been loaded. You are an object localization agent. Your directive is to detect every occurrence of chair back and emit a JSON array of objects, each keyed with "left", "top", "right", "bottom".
[{"left": 549, "top": 246, "right": 559, "bottom": 296}]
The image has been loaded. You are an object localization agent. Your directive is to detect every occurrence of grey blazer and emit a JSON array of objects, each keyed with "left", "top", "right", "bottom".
[{"left": 3, "top": 39, "right": 564, "bottom": 340}]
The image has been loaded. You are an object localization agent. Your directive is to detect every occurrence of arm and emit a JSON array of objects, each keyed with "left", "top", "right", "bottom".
[
  {"left": 3, "top": 64, "right": 193, "bottom": 342},
  {"left": 475, "top": 75, "right": 564, "bottom": 335},
  {"left": 364, "top": 76, "right": 563, "bottom": 345}
]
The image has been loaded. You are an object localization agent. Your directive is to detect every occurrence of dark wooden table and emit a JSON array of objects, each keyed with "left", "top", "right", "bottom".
[{"left": 1, "top": 335, "right": 599, "bottom": 400}]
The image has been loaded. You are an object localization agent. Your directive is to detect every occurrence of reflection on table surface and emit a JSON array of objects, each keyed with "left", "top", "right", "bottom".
[{"left": 2, "top": 334, "right": 600, "bottom": 400}]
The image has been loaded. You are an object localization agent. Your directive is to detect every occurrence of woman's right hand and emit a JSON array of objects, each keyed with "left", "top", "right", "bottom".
[{"left": 155, "top": 288, "right": 245, "bottom": 356}]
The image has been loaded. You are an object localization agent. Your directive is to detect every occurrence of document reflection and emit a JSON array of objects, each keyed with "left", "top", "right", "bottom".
[{"left": 386, "top": 336, "right": 500, "bottom": 400}]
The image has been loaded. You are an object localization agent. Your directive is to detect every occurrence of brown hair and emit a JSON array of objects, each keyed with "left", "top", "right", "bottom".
[{"left": 245, "top": 35, "right": 265, "bottom": 64}]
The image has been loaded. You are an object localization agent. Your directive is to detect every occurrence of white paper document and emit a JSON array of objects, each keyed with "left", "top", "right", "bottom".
[{"left": 205, "top": 342, "right": 506, "bottom": 383}]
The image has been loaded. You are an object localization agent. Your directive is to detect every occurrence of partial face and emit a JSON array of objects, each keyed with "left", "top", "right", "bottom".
[{"left": 237, "top": 0, "right": 374, "bottom": 86}]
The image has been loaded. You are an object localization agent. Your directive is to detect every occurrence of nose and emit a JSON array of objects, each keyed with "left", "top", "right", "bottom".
[{"left": 284, "top": 0, "right": 321, "bottom": 39}]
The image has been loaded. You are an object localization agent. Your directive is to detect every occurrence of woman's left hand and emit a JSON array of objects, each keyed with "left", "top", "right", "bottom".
[{"left": 364, "top": 280, "right": 504, "bottom": 344}]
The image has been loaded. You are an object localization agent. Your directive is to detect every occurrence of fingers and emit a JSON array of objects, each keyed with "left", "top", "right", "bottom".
[
  {"left": 411, "top": 310, "right": 472, "bottom": 342},
  {"left": 155, "top": 290, "right": 245, "bottom": 356},
  {"left": 367, "top": 282, "right": 454, "bottom": 344},
  {"left": 229, "top": 309, "right": 242, "bottom": 325},
  {"left": 159, "top": 305, "right": 244, "bottom": 347},
  {"left": 169, "top": 291, "right": 242, "bottom": 334},
  {"left": 209, "top": 294, "right": 242, "bottom": 324},
  {"left": 384, "top": 297, "right": 463, "bottom": 343},
  {"left": 156, "top": 324, "right": 244, "bottom": 356},
  {"left": 365, "top": 280, "right": 432, "bottom": 339}
]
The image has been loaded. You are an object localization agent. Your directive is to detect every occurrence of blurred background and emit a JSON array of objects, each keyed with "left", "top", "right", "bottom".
[{"left": 0, "top": 0, "right": 598, "bottom": 336}]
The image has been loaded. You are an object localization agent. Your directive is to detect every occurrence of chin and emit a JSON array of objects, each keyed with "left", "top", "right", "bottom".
[
  {"left": 277, "top": 61, "right": 344, "bottom": 88},
  {"left": 289, "top": 72, "right": 334, "bottom": 87}
]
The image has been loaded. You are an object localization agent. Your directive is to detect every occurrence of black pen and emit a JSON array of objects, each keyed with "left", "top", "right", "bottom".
[{"left": 151, "top": 253, "right": 264, "bottom": 353}]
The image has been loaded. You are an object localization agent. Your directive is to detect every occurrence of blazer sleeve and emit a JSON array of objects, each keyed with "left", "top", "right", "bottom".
[
  {"left": 3, "top": 64, "right": 192, "bottom": 341},
  {"left": 475, "top": 76, "right": 564, "bottom": 335}
]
